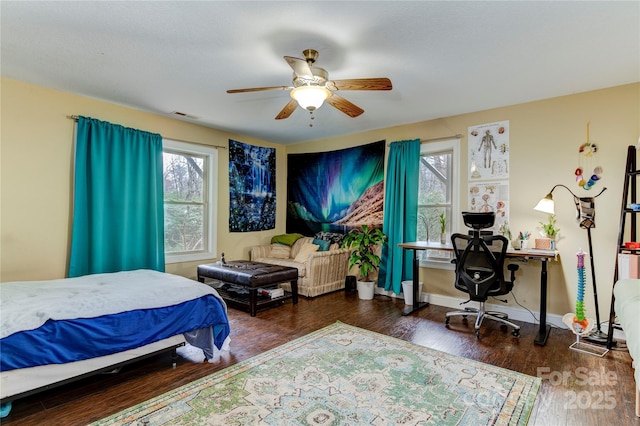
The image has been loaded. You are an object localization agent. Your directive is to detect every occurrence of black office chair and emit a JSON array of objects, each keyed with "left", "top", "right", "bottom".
[{"left": 445, "top": 212, "right": 520, "bottom": 338}]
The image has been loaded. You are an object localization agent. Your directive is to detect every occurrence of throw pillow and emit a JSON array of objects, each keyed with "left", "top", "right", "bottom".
[
  {"left": 270, "top": 243, "right": 291, "bottom": 259},
  {"left": 293, "top": 243, "right": 319, "bottom": 263},
  {"left": 271, "top": 233, "right": 304, "bottom": 246},
  {"left": 314, "top": 231, "right": 345, "bottom": 246},
  {"left": 312, "top": 238, "right": 331, "bottom": 252}
]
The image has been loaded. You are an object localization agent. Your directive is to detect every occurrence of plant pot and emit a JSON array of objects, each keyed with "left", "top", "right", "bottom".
[
  {"left": 357, "top": 281, "right": 375, "bottom": 300},
  {"left": 535, "top": 238, "right": 552, "bottom": 249},
  {"left": 440, "top": 233, "right": 447, "bottom": 244}
]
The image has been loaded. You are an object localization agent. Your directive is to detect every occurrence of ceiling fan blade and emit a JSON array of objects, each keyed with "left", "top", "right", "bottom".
[
  {"left": 275, "top": 99, "right": 298, "bottom": 120},
  {"left": 284, "top": 56, "right": 313, "bottom": 79},
  {"left": 227, "top": 86, "right": 291, "bottom": 94},
  {"left": 325, "top": 94, "right": 364, "bottom": 118},
  {"left": 327, "top": 78, "right": 392, "bottom": 91}
]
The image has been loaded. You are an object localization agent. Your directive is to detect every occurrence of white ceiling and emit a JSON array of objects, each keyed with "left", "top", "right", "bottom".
[{"left": 1, "top": 1, "right": 638, "bottom": 145}]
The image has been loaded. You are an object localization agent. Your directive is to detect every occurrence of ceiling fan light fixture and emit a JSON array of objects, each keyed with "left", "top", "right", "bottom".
[{"left": 290, "top": 86, "right": 330, "bottom": 111}]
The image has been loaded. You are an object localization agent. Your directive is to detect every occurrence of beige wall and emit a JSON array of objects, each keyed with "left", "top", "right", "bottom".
[
  {"left": 0, "top": 78, "right": 287, "bottom": 281},
  {"left": 289, "top": 83, "right": 640, "bottom": 318},
  {"left": 2, "top": 77, "right": 638, "bottom": 318}
]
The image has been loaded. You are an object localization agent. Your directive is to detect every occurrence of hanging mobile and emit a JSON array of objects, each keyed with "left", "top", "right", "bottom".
[{"left": 575, "top": 122, "right": 603, "bottom": 190}]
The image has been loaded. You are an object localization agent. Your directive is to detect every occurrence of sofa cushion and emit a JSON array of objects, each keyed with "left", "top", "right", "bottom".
[
  {"left": 312, "top": 238, "right": 331, "bottom": 252},
  {"left": 270, "top": 243, "right": 291, "bottom": 259},
  {"left": 290, "top": 237, "right": 314, "bottom": 258},
  {"left": 253, "top": 258, "right": 306, "bottom": 277},
  {"left": 271, "top": 233, "right": 304, "bottom": 246},
  {"left": 294, "top": 243, "right": 319, "bottom": 263}
]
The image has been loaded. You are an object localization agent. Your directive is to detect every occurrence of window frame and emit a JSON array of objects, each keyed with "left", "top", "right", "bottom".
[
  {"left": 163, "top": 139, "right": 218, "bottom": 264},
  {"left": 417, "top": 138, "right": 460, "bottom": 270}
]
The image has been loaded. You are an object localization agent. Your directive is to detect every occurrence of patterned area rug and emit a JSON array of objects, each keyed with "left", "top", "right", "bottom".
[{"left": 93, "top": 322, "right": 540, "bottom": 425}]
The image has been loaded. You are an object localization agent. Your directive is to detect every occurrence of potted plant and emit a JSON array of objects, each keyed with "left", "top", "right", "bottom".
[
  {"left": 439, "top": 212, "right": 447, "bottom": 244},
  {"left": 342, "top": 224, "right": 387, "bottom": 300},
  {"left": 538, "top": 214, "right": 560, "bottom": 249}
]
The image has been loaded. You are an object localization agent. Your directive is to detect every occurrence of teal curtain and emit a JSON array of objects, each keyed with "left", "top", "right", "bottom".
[
  {"left": 69, "top": 116, "right": 165, "bottom": 277},
  {"left": 379, "top": 139, "right": 420, "bottom": 294}
]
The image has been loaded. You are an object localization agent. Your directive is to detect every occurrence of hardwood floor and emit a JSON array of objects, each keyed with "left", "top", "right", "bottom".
[{"left": 3, "top": 290, "right": 638, "bottom": 425}]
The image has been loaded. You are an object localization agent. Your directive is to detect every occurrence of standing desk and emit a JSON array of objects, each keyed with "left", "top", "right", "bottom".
[{"left": 398, "top": 241, "right": 557, "bottom": 346}]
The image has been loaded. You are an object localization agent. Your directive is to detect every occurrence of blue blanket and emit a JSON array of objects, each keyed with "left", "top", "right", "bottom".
[
  {"left": 0, "top": 294, "right": 229, "bottom": 371},
  {"left": 0, "top": 270, "right": 230, "bottom": 372}
]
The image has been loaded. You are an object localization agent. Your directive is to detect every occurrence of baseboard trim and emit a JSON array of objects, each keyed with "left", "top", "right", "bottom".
[{"left": 375, "top": 288, "right": 626, "bottom": 341}]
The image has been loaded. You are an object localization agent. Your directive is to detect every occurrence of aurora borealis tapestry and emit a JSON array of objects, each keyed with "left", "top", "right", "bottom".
[
  {"left": 229, "top": 140, "right": 276, "bottom": 232},
  {"left": 287, "top": 141, "right": 385, "bottom": 235}
]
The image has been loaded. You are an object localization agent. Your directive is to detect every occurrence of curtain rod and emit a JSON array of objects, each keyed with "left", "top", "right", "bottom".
[
  {"left": 67, "top": 115, "right": 227, "bottom": 149},
  {"left": 387, "top": 134, "right": 463, "bottom": 147},
  {"left": 421, "top": 134, "right": 463, "bottom": 144}
]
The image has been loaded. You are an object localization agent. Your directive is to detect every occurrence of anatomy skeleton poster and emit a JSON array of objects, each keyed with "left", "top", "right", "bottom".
[{"left": 468, "top": 120, "right": 509, "bottom": 181}]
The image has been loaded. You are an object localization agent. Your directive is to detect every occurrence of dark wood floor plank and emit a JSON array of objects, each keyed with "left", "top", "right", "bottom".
[{"left": 2, "top": 291, "right": 637, "bottom": 425}]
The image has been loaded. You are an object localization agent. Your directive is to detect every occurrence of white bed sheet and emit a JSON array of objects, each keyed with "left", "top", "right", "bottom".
[{"left": 1, "top": 269, "right": 222, "bottom": 338}]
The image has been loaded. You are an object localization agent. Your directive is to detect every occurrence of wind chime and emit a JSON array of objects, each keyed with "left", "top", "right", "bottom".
[{"left": 574, "top": 122, "right": 603, "bottom": 190}]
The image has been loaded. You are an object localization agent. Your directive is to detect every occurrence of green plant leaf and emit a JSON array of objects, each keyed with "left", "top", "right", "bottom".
[{"left": 342, "top": 224, "right": 387, "bottom": 281}]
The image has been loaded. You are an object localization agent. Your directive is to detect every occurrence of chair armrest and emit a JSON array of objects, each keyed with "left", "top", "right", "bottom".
[
  {"left": 305, "top": 248, "right": 353, "bottom": 285},
  {"left": 250, "top": 244, "right": 272, "bottom": 260},
  {"left": 507, "top": 263, "right": 519, "bottom": 282}
]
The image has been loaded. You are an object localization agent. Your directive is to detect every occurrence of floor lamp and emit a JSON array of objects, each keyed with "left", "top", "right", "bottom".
[{"left": 534, "top": 184, "right": 608, "bottom": 344}]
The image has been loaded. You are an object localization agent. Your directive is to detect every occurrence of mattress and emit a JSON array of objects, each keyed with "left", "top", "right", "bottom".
[{"left": 0, "top": 269, "right": 230, "bottom": 371}]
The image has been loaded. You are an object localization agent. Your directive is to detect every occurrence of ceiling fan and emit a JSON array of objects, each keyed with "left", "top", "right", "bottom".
[{"left": 227, "top": 49, "right": 392, "bottom": 120}]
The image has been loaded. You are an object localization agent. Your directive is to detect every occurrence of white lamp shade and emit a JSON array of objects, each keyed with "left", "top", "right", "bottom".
[
  {"left": 291, "top": 86, "right": 330, "bottom": 111},
  {"left": 534, "top": 195, "right": 555, "bottom": 214}
]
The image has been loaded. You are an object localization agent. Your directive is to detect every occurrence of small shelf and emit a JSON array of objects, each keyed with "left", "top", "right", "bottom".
[
  {"left": 214, "top": 286, "right": 293, "bottom": 314},
  {"left": 607, "top": 145, "right": 639, "bottom": 349},
  {"left": 618, "top": 248, "right": 640, "bottom": 253}
]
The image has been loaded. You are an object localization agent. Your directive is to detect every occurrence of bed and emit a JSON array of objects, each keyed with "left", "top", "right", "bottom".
[{"left": 0, "top": 269, "right": 231, "bottom": 416}]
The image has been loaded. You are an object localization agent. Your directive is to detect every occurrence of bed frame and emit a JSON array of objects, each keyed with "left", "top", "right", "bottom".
[
  {"left": 0, "top": 270, "right": 231, "bottom": 419},
  {"left": 1, "top": 334, "right": 185, "bottom": 404}
]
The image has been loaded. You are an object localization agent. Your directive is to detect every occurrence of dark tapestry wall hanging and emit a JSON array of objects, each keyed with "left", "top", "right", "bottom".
[
  {"left": 287, "top": 140, "right": 385, "bottom": 235},
  {"left": 229, "top": 140, "right": 276, "bottom": 232}
]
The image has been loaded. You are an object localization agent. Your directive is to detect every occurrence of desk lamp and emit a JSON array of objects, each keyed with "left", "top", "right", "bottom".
[{"left": 534, "top": 184, "right": 608, "bottom": 344}]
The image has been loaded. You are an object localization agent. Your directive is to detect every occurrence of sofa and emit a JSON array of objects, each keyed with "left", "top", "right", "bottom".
[
  {"left": 250, "top": 233, "right": 352, "bottom": 298},
  {"left": 614, "top": 278, "right": 640, "bottom": 417}
]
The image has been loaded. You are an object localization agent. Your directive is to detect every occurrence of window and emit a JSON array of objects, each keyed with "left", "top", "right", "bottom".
[
  {"left": 163, "top": 139, "right": 218, "bottom": 263},
  {"left": 417, "top": 139, "right": 460, "bottom": 268}
]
